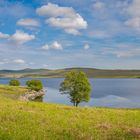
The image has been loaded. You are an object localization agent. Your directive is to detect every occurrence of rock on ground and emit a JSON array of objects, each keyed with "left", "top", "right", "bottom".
[{"left": 19, "top": 89, "right": 45, "bottom": 101}]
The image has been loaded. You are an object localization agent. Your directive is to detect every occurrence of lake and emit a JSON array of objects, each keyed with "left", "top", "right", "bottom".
[{"left": 0, "top": 78, "right": 140, "bottom": 108}]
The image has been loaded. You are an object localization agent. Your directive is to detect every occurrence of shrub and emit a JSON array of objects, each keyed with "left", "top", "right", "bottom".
[
  {"left": 26, "top": 80, "right": 43, "bottom": 91},
  {"left": 9, "top": 79, "right": 20, "bottom": 86}
]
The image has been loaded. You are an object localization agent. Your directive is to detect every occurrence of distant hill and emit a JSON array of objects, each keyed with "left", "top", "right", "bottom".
[
  {"left": 0, "top": 68, "right": 49, "bottom": 74},
  {"left": 0, "top": 67, "right": 140, "bottom": 78}
]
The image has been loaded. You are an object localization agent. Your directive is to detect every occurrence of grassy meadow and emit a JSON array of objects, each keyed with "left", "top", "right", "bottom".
[
  {"left": 0, "top": 85, "right": 28, "bottom": 100},
  {"left": 0, "top": 85, "right": 140, "bottom": 140}
]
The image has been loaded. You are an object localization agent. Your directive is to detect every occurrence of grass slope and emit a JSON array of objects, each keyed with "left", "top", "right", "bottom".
[
  {"left": 0, "top": 68, "right": 140, "bottom": 78},
  {"left": 0, "top": 85, "right": 140, "bottom": 140},
  {"left": 0, "top": 85, "right": 28, "bottom": 99}
]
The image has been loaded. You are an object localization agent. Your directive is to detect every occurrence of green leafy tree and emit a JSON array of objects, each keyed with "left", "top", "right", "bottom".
[
  {"left": 59, "top": 71, "right": 91, "bottom": 107},
  {"left": 9, "top": 79, "right": 20, "bottom": 86},
  {"left": 26, "top": 80, "right": 43, "bottom": 91}
]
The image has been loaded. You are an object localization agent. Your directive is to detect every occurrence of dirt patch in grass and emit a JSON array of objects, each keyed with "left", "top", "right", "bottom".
[
  {"left": 128, "top": 128, "right": 140, "bottom": 137},
  {"left": 97, "top": 123, "right": 112, "bottom": 130}
]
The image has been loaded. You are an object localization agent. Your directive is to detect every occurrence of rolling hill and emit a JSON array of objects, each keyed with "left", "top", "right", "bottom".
[{"left": 0, "top": 67, "right": 140, "bottom": 78}]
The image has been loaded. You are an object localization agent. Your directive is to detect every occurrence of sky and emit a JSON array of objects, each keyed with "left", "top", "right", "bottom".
[{"left": 0, "top": 0, "right": 140, "bottom": 70}]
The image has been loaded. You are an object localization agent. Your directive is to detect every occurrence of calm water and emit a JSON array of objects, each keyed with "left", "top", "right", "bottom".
[{"left": 0, "top": 78, "right": 140, "bottom": 108}]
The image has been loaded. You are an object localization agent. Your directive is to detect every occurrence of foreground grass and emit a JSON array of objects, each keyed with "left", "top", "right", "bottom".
[{"left": 0, "top": 85, "right": 140, "bottom": 140}]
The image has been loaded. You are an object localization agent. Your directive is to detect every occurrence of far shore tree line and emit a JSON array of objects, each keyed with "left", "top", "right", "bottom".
[{"left": 9, "top": 71, "right": 91, "bottom": 107}]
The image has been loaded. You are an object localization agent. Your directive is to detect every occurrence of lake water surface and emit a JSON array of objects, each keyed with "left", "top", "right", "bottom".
[{"left": 0, "top": 78, "right": 140, "bottom": 108}]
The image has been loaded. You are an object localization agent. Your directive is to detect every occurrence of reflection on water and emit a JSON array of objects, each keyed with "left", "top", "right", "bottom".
[{"left": 0, "top": 78, "right": 140, "bottom": 108}]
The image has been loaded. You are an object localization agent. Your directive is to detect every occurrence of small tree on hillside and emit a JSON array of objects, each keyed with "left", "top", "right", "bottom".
[
  {"left": 26, "top": 80, "right": 43, "bottom": 91},
  {"left": 9, "top": 79, "right": 20, "bottom": 86},
  {"left": 59, "top": 71, "right": 91, "bottom": 107}
]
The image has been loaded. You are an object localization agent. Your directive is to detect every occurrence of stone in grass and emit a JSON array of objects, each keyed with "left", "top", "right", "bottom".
[{"left": 19, "top": 89, "right": 45, "bottom": 101}]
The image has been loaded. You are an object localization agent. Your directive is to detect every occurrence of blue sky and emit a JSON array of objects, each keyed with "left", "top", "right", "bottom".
[{"left": 0, "top": 0, "right": 140, "bottom": 70}]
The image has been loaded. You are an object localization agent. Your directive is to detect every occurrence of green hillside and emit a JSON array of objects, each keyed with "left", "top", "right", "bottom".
[{"left": 0, "top": 67, "right": 140, "bottom": 78}]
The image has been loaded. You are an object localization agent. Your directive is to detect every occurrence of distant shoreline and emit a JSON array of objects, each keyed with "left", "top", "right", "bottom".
[{"left": 0, "top": 67, "right": 140, "bottom": 78}]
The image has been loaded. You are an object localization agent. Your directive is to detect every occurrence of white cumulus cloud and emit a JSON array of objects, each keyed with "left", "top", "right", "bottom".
[
  {"left": 42, "top": 41, "right": 63, "bottom": 50},
  {"left": 50, "top": 41, "right": 63, "bottom": 50},
  {"left": 125, "top": 0, "right": 140, "bottom": 29},
  {"left": 17, "top": 18, "right": 40, "bottom": 27},
  {"left": 36, "top": 3, "right": 87, "bottom": 35},
  {"left": 13, "top": 59, "right": 25, "bottom": 64},
  {"left": 9, "top": 30, "right": 35, "bottom": 45},
  {"left": 0, "top": 32, "right": 10, "bottom": 39},
  {"left": 36, "top": 3, "right": 75, "bottom": 17}
]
